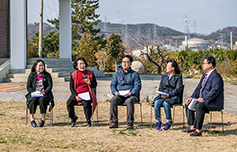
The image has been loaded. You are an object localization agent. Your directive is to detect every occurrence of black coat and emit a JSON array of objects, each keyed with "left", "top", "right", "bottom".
[
  {"left": 25, "top": 71, "right": 54, "bottom": 107},
  {"left": 154, "top": 73, "right": 183, "bottom": 105}
]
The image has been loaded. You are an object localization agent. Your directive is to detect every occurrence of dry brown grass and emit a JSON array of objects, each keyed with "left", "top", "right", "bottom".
[{"left": 0, "top": 100, "right": 237, "bottom": 152}]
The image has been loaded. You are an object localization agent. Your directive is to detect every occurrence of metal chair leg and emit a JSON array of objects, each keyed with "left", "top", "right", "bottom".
[
  {"left": 183, "top": 105, "right": 185, "bottom": 128},
  {"left": 140, "top": 103, "right": 143, "bottom": 127},
  {"left": 26, "top": 104, "right": 28, "bottom": 126},
  {"left": 221, "top": 110, "right": 224, "bottom": 132},
  {"left": 97, "top": 103, "right": 99, "bottom": 126},
  {"left": 172, "top": 106, "right": 175, "bottom": 129},
  {"left": 150, "top": 105, "right": 153, "bottom": 129},
  {"left": 210, "top": 111, "right": 212, "bottom": 130}
]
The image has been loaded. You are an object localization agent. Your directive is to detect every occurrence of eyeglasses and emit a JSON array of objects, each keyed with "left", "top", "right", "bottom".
[{"left": 203, "top": 62, "right": 209, "bottom": 65}]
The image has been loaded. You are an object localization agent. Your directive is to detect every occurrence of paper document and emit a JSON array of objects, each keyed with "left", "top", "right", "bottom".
[
  {"left": 31, "top": 91, "right": 44, "bottom": 98},
  {"left": 118, "top": 90, "right": 130, "bottom": 97},
  {"left": 156, "top": 91, "right": 169, "bottom": 96},
  {"left": 78, "top": 92, "right": 91, "bottom": 101},
  {"left": 188, "top": 98, "right": 197, "bottom": 111}
]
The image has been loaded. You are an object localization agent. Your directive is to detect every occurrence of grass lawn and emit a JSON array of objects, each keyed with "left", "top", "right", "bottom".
[{"left": 0, "top": 100, "right": 236, "bottom": 151}]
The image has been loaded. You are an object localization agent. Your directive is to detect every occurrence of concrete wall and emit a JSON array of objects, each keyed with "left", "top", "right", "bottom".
[
  {"left": 0, "top": 0, "right": 9, "bottom": 58},
  {"left": 0, "top": 59, "right": 10, "bottom": 82}
]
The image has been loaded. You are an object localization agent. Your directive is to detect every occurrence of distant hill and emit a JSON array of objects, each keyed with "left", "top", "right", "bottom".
[
  {"left": 28, "top": 23, "right": 58, "bottom": 40},
  {"left": 28, "top": 22, "right": 237, "bottom": 50}
]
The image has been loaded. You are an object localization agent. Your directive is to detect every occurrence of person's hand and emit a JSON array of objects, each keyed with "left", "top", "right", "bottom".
[
  {"left": 196, "top": 98, "right": 204, "bottom": 103},
  {"left": 75, "top": 96, "right": 82, "bottom": 102},
  {"left": 41, "top": 92, "right": 46, "bottom": 95},
  {"left": 185, "top": 98, "right": 193, "bottom": 105},
  {"left": 161, "top": 95, "right": 169, "bottom": 99},
  {"left": 84, "top": 79, "right": 91, "bottom": 85},
  {"left": 115, "top": 92, "right": 119, "bottom": 96},
  {"left": 127, "top": 92, "right": 132, "bottom": 97}
]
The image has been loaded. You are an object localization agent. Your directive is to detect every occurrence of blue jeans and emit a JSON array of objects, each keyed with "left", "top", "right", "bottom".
[{"left": 154, "top": 99, "right": 172, "bottom": 120}]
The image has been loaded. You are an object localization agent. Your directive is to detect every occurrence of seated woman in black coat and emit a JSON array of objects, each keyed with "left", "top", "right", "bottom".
[
  {"left": 154, "top": 59, "right": 183, "bottom": 131},
  {"left": 25, "top": 59, "right": 54, "bottom": 128}
]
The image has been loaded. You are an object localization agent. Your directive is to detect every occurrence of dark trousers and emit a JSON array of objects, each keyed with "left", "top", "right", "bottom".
[
  {"left": 185, "top": 102, "right": 209, "bottom": 130},
  {"left": 67, "top": 96, "right": 92, "bottom": 120},
  {"left": 110, "top": 96, "right": 138, "bottom": 123},
  {"left": 28, "top": 95, "right": 50, "bottom": 114}
]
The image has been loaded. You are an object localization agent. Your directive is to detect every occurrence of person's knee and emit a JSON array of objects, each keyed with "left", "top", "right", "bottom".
[
  {"left": 196, "top": 103, "right": 205, "bottom": 111},
  {"left": 163, "top": 101, "right": 170, "bottom": 108},
  {"left": 110, "top": 96, "right": 119, "bottom": 105},
  {"left": 154, "top": 99, "right": 162, "bottom": 107}
]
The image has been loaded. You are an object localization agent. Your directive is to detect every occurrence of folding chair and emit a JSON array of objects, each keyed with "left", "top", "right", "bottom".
[
  {"left": 26, "top": 100, "right": 53, "bottom": 126},
  {"left": 67, "top": 88, "right": 98, "bottom": 126},
  {"left": 150, "top": 85, "right": 185, "bottom": 129},
  {"left": 207, "top": 110, "right": 224, "bottom": 132},
  {"left": 116, "top": 93, "right": 143, "bottom": 127}
]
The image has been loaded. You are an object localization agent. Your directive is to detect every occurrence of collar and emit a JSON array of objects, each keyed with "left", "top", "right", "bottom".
[
  {"left": 205, "top": 68, "right": 215, "bottom": 78},
  {"left": 122, "top": 68, "right": 132, "bottom": 74}
]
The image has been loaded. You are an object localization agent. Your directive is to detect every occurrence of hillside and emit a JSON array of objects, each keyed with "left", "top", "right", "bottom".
[{"left": 28, "top": 22, "right": 237, "bottom": 50}]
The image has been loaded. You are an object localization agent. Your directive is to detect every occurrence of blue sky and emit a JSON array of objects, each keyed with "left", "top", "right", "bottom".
[{"left": 28, "top": 0, "right": 237, "bottom": 35}]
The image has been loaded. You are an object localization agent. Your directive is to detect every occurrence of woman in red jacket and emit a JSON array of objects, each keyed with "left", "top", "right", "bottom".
[{"left": 67, "top": 57, "right": 97, "bottom": 127}]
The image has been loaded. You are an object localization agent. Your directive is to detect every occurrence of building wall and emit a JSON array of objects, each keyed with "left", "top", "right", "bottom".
[{"left": 0, "top": 0, "right": 9, "bottom": 58}]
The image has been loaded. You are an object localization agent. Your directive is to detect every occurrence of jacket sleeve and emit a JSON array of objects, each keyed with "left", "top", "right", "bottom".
[
  {"left": 44, "top": 74, "right": 53, "bottom": 94},
  {"left": 90, "top": 72, "right": 97, "bottom": 88},
  {"left": 70, "top": 75, "right": 77, "bottom": 97},
  {"left": 168, "top": 75, "right": 183, "bottom": 97},
  {"left": 130, "top": 72, "right": 141, "bottom": 95},
  {"left": 26, "top": 74, "right": 35, "bottom": 93},
  {"left": 110, "top": 72, "right": 118, "bottom": 95},
  {"left": 202, "top": 74, "right": 223, "bottom": 104}
]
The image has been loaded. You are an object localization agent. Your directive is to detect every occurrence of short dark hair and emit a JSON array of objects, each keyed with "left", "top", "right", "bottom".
[
  {"left": 205, "top": 56, "right": 216, "bottom": 67},
  {"left": 31, "top": 59, "right": 46, "bottom": 74},
  {"left": 122, "top": 55, "right": 133, "bottom": 62},
  {"left": 167, "top": 59, "right": 181, "bottom": 74},
  {"left": 73, "top": 57, "right": 88, "bottom": 70}
]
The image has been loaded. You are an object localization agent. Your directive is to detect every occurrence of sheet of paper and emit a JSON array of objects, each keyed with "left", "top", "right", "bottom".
[
  {"left": 188, "top": 98, "right": 197, "bottom": 111},
  {"left": 78, "top": 92, "right": 91, "bottom": 101},
  {"left": 118, "top": 90, "right": 130, "bottom": 97},
  {"left": 156, "top": 91, "right": 169, "bottom": 96},
  {"left": 31, "top": 91, "right": 44, "bottom": 98}
]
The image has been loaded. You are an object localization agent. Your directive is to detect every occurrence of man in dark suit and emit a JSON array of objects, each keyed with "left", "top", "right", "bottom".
[{"left": 183, "top": 56, "right": 224, "bottom": 136}]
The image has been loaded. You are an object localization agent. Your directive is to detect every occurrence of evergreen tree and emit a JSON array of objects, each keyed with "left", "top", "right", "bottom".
[
  {"left": 76, "top": 31, "right": 98, "bottom": 66},
  {"left": 105, "top": 33, "right": 125, "bottom": 72}
]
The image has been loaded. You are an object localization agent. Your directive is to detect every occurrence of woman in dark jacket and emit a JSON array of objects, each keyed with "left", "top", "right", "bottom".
[
  {"left": 25, "top": 59, "right": 54, "bottom": 128},
  {"left": 67, "top": 57, "right": 97, "bottom": 127},
  {"left": 154, "top": 59, "right": 183, "bottom": 131}
]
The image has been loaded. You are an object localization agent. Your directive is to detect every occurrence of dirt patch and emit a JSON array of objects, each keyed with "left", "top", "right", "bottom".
[{"left": 0, "top": 101, "right": 236, "bottom": 151}]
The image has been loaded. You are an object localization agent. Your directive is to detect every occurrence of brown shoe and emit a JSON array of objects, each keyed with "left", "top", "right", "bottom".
[
  {"left": 126, "top": 123, "right": 134, "bottom": 129},
  {"left": 182, "top": 128, "right": 196, "bottom": 133},
  {"left": 190, "top": 131, "right": 202, "bottom": 136},
  {"left": 109, "top": 121, "right": 118, "bottom": 129}
]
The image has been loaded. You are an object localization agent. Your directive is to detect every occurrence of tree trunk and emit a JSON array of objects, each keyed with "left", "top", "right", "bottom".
[{"left": 114, "top": 59, "right": 117, "bottom": 72}]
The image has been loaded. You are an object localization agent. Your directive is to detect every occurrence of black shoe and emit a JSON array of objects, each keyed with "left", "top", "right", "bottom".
[
  {"left": 182, "top": 128, "right": 196, "bottom": 133},
  {"left": 31, "top": 120, "right": 37, "bottom": 128},
  {"left": 190, "top": 131, "right": 202, "bottom": 136},
  {"left": 126, "top": 123, "right": 134, "bottom": 130},
  {"left": 109, "top": 121, "right": 118, "bottom": 129},
  {"left": 38, "top": 120, "right": 45, "bottom": 127},
  {"left": 87, "top": 119, "right": 91, "bottom": 127},
  {"left": 71, "top": 116, "right": 78, "bottom": 127}
]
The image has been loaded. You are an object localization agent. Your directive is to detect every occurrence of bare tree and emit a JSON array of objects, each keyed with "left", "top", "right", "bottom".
[{"left": 143, "top": 45, "right": 168, "bottom": 74}]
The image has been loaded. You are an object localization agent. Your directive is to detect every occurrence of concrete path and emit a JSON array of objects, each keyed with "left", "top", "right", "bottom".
[{"left": 0, "top": 75, "right": 236, "bottom": 116}]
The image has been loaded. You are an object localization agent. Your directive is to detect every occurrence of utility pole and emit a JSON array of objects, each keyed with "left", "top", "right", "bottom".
[
  {"left": 230, "top": 32, "right": 233, "bottom": 50},
  {"left": 38, "top": 0, "right": 43, "bottom": 58}
]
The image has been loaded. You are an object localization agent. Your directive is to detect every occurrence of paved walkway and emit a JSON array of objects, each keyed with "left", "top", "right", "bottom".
[{"left": 0, "top": 75, "right": 236, "bottom": 116}]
